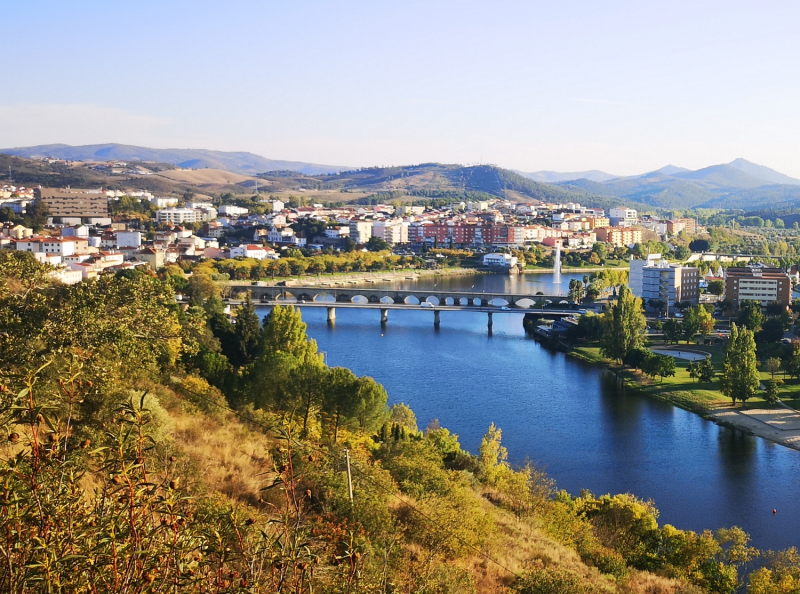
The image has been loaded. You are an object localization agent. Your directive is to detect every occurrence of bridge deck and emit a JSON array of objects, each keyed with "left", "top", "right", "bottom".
[{"left": 229, "top": 299, "right": 582, "bottom": 317}]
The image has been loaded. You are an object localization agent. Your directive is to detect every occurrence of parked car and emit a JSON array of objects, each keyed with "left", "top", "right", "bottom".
[{"left": 420, "top": 302, "right": 434, "bottom": 308}]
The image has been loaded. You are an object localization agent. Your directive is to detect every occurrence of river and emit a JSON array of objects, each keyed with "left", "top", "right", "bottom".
[{"left": 259, "top": 271, "right": 800, "bottom": 551}]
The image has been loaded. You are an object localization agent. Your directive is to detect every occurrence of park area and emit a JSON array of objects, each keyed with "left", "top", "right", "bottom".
[{"left": 570, "top": 340, "right": 800, "bottom": 450}]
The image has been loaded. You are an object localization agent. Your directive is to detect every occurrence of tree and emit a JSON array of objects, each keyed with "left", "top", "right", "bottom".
[
  {"left": 568, "top": 279, "right": 585, "bottom": 303},
  {"left": 688, "top": 361, "right": 698, "bottom": 382},
  {"left": 707, "top": 280, "right": 725, "bottom": 296},
  {"left": 322, "top": 366, "right": 360, "bottom": 443},
  {"left": 663, "top": 319, "right": 683, "bottom": 344},
  {"left": 623, "top": 347, "right": 652, "bottom": 371},
  {"left": 682, "top": 306, "right": 701, "bottom": 343},
  {"left": 353, "top": 376, "right": 388, "bottom": 432},
  {"left": 600, "top": 285, "right": 646, "bottom": 363},
  {"left": 25, "top": 199, "right": 51, "bottom": 230},
  {"left": 765, "top": 357, "right": 781, "bottom": 379},
  {"left": 697, "top": 305, "right": 715, "bottom": 337},
  {"left": 262, "top": 304, "right": 316, "bottom": 359},
  {"left": 366, "top": 236, "right": 391, "bottom": 251},
  {"left": 308, "top": 261, "right": 324, "bottom": 276},
  {"left": 232, "top": 294, "right": 262, "bottom": 366},
  {"left": 479, "top": 423, "right": 509, "bottom": 485},
  {"left": 289, "top": 355, "right": 329, "bottom": 437},
  {"left": 720, "top": 324, "right": 761, "bottom": 406},
  {"left": 697, "top": 357, "right": 715, "bottom": 383},
  {"left": 655, "top": 355, "right": 676, "bottom": 382},
  {"left": 689, "top": 239, "right": 710, "bottom": 252},
  {"left": 673, "top": 245, "right": 691, "bottom": 261},
  {"left": 738, "top": 300, "right": 764, "bottom": 331},
  {"left": 389, "top": 403, "right": 418, "bottom": 432},
  {"left": 185, "top": 272, "right": 221, "bottom": 305},
  {"left": 782, "top": 342, "right": 800, "bottom": 379},
  {"left": 764, "top": 379, "right": 782, "bottom": 404},
  {"left": 756, "top": 318, "right": 785, "bottom": 344}
]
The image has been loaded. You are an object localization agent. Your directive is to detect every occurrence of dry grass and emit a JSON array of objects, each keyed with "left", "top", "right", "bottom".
[
  {"left": 454, "top": 499, "right": 699, "bottom": 594},
  {"left": 156, "top": 168, "right": 256, "bottom": 185},
  {"left": 170, "top": 409, "right": 274, "bottom": 505}
]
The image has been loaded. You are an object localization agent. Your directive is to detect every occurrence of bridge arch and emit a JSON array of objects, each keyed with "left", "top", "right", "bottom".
[
  {"left": 403, "top": 295, "right": 420, "bottom": 305},
  {"left": 351, "top": 295, "right": 369, "bottom": 304},
  {"left": 380, "top": 296, "right": 395, "bottom": 304},
  {"left": 312, "top": 292, "right": 336, "bottom": 303},
  {"left": 515, "top": 298, "right": 535, "bottom": 309},
  {"left": 424, "top": 296, "right": 440, "bottom": 306}
]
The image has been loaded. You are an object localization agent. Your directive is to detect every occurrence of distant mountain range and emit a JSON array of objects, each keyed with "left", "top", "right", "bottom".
[
  {"left": 515, "top": 169, "right": 619, "bottom": 183},
  {"left": 549, "top": 159, "right": 800, "bottom": 210},
  {"left": 0, "top": 144, "right": 349, "bottom": 176},
  {"left": 4, "top": 143, "right": 800, "bottom": 212}
]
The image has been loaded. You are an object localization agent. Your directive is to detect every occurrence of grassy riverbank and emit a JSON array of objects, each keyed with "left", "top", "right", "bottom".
[{"left": 568, "top": 341, "right": 800, "bottom": 450}]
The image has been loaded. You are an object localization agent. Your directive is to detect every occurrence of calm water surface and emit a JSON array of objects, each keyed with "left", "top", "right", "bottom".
[{"left": 260, "top": 272, "right": 800, "bottom": 551}]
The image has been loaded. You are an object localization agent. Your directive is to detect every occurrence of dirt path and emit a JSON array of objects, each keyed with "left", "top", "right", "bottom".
[{"left": 709, "top": 406, "right": 800, "bottom": 451}]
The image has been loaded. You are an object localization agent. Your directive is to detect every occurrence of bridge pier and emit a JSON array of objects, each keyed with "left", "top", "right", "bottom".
[
  {"left": 327, "top": 307, "right": 336, "bottom": 324},
  {"left": 433, "top": 310, "right": 440, "bottom": 327},
  {"left": 487, "top": 312, "right": 493, "bottom": 329},
  {"left": 380, "top": 308, "right": 388, "bottom": 324}
]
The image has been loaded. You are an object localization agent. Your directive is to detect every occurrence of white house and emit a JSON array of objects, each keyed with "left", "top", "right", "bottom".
[
  {"left": 62, "top": 225, "right": 90, "bottom": 239},
  {"left": 324, "top": 226, "right": 350, "bottom": 239},
  {"left": 151, "top": 196, "right": 179, "bottom": 208},
  {"left": 229, "top": 244, "right": 277, "bottom": 260},
  {"left": 117, "top": 231, "right": 143, "bottom": 248},
  {"left": 219, "top": 205, "right": 249, "bottom": 216},
  {"left": 267, "top": 225, "right": 296, "bottom": 244},
  {"left": 481, "top": 253, "right": 518, "bottom": 268}
]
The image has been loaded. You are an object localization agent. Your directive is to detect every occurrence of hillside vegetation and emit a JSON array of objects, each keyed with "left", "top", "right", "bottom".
[{"left": 258, "top": 163, "right": 629, "bottom": 207}]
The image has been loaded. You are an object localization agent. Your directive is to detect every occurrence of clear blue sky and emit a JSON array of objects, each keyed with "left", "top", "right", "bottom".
[{"left": 2, "top": 0, "right": 799, "bottom": 176}]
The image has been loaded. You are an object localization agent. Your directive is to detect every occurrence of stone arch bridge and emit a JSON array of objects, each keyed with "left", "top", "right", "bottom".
[{"left": 238, "top": 285, "right": 567, "bottom": 309}]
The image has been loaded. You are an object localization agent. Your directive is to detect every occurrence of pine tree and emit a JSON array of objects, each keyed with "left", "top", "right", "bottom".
[
  {"left": 697, "top": 357, "right": 715, "bottom": 383},
  {"left": 261, "top": 304, "right": 316, "bottom": 359},
  {"left": 720, "top": 324, "right": 761, "bottom": 406},
  {"left": 232, "top": 294, "right": 262, "bottom": 366}
]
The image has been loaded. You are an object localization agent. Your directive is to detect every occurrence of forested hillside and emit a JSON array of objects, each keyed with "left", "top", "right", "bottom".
[
  {"left": 1, "top": 252, "right": 798, "bottom": 593},
  {"left": 259, "top": 163, "right": 627, "bottom": 206}
]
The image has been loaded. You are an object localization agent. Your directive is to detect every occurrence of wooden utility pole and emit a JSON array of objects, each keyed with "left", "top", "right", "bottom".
[{"left": 344, "top": 448, "right": 354, "bottom": 505}]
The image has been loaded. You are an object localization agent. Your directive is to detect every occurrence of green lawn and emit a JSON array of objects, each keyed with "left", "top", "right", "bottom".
[{"left": 569, "top": 341, "right": 784, "bottom": 414}]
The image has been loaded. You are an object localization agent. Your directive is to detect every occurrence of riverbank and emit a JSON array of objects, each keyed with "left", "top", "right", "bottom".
[
  {"left": 568, "top": 343, "right": 800, "bottom": 452},
  {"left": 227, "top": 266, "right": 488, "bottom": 288}
]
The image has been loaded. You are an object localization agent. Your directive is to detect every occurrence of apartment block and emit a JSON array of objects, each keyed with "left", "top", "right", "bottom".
[
  {"left": 594, "top": 226, "right": 642, "bottom": 247},
  {"left": 629, "top": 254, "right": 700, "bottom": 311},
  {"left": 608, "top": 208, "right": 638, "bottom": 227},
  {"left": 35, "top": 188, "right": 110, "bottom": 225},
  {"left": 724, "top": 266, "right": 791, "bottom": 310}
]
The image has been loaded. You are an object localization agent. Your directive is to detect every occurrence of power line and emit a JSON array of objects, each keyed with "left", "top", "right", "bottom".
[{"left": 177, "top": 384, "right": 523, "bottom": 579}]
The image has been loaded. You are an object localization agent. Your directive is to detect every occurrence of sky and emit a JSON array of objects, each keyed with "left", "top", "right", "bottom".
[{"left": 2, "top": 0, "right": 800, "bottom": 176}]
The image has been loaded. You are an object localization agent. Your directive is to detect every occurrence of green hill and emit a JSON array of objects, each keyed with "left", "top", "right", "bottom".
[{"left": 260, "top": 163, "right": 629, "bottom": 207}]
